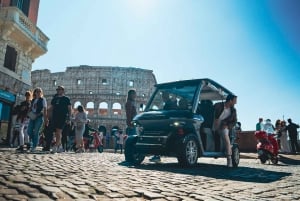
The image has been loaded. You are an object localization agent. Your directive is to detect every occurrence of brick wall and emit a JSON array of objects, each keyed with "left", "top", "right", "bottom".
[{"left": 237, "top": 130, "right": 257, "bottom": 152}]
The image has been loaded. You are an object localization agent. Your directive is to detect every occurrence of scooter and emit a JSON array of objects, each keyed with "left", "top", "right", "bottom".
[
  {"left": 254, "top": 130, "right": 279, "bottom": 164},
  {"left": 83, "top": 131, "right": 104, "bottom": 153}
]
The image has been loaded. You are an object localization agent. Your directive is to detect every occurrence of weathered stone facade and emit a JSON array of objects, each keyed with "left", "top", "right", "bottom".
[
  {"left": 0, "top": 1, "right": 48, "bottom": 141},
  {"left": 0, "top": 5, "right": 48, "bottom": 97},
  {"left": 31, "top": 66, "right": 157, "bottom": 133}
]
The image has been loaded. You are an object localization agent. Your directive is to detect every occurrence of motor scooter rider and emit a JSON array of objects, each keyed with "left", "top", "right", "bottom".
[{"left": 262, "top": 119, "right": 279, "bottom": 156}]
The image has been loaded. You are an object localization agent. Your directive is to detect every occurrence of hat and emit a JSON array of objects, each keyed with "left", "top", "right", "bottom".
[{"left": 56, "top": 85, "right": 64, "bottom": 90}]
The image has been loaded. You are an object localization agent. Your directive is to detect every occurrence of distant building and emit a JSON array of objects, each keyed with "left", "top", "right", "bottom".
[
  {"left": 0, "top": 0, "right": 48, "bottom": 141},
  {"left": 31, "top": 66, "right": 157, "bottom": 142}
]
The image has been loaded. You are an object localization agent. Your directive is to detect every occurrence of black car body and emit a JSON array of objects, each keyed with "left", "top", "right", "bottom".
[{"left": 125, "top": 78, "right": 240, "bottom": 167}]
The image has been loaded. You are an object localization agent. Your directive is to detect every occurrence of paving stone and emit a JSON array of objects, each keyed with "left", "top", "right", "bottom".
[
  {"left": 4, "top": 194, "right": 28, "bottom": 201},
  {"left": 105, "top": 192, "right": 126, "bottom": 198},
  {"left": 143, "top": 191, "right": 165, "bottom": 199},
  {"left": 0, "top": 147, "right": 299, "bottom": 200}
]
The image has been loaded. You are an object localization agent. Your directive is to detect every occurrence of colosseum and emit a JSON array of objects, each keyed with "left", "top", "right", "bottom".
[{"left": 31, "top": 65, "right": 157, "bottom": 145}]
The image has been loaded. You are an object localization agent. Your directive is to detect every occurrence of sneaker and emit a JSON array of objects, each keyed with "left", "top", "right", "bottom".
[
  {"left": 149, "top": 155, "right": 161, "bottom": 163},
  {"left": 51, "top": 145, "right": 58, "bottom": 153},
  {"left": 57, "top": 145, "right": 64, "bottom": 153},
  {"left": 30, "top": 147, "right": 36, "bottom": 152},
  {"left": 16, "top": 146, "right": 24, "bottom": 152},
  {"left": 75, "top": 148, "right": 84, "bottom": 153},
  {"left": 42, "top": 147, "right": 50, "bottom": 152},
  {"left": 26, "top": 143, "right": 31, "bottom": 150}
]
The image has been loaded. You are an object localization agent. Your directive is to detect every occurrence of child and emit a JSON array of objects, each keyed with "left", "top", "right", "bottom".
[{"left": 115, "top": 130, "right": 125, "bottom": 154}]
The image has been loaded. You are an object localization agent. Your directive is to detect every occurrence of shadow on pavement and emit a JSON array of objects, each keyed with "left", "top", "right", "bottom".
[
  {"left": 120, "top": 162, "right": 291, "bottom": 183},
  {"left": 279, "top": 155, "right": 300, "bottom": 165}
]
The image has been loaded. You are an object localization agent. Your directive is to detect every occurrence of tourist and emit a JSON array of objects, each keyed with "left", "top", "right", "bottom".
[
  {"left": 27, "top": 88, "right": 48, "bottom": 152},
  {"left": 48, "top": 86, "right": 72, "bottom": 153},
  {"left": 213, "top": 94, "right": 238, "bottom": 167}
]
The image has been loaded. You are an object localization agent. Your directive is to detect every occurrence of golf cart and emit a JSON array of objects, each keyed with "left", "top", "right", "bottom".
[{"left": 125, "top": 78, "right": 240, "bottom": 167}]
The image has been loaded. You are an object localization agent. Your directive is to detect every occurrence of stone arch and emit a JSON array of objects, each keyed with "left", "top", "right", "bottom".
[
  {"left": 112, "top": 102, "right": 121, "bottom": 115},
  {"left": 99, "top": 102, "right": 108, "bottom": 115},
  {"left": 86, "top": 101, "right": 94, "bottom": 116},
  {"left": 73, "top": 101, "right": 81, "bottom": 111}
]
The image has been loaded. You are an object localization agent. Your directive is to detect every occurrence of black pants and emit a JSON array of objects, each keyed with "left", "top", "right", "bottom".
[
  {"left": 62, "top": 124, "right": 71, "bottom": 150},
  {"left": 290, "top": 135, "right": 300, "bottom": 153},
  {"left": 44, "top": 122, "right": 55, "bottom": 149},
  {"left": 115, "top": 144, "right": 123, "bottom": 153}
]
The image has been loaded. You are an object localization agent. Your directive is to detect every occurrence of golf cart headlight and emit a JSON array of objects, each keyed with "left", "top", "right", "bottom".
[
  {"left": 173, "top": 121, "right": 185, "bottom": 127},
  {"left": 174, "top": 122, "right": 180, "bottom": 127}
]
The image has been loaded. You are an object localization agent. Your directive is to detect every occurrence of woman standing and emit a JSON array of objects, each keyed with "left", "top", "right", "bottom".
[
  {"left": 73, "top": 105, "right": 87, "bottom": 153},
  {"left": 125, "top": 89, "right": 137, "bottom": 136},
  {"left": 27, "top": 88, "right": 48, "bottom": 152},
  {"left": 279, "top": 121, "right": 291, "bottom": 154},
  {"left": 16, "top": 91, "right": 32, "bottom": 151},
  {"left": 275, "top": 119, "right": 282, "bottom": 149}
]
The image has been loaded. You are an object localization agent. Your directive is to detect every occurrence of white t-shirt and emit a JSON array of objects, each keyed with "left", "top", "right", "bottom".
[
  {"left": 213, "top": 107, "right": 231, "bottom": 130},
  {"left": 219, "top": 107, "right": 231, "bottom": 121}
]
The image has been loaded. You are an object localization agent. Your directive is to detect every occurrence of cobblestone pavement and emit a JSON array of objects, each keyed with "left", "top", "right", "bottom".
[{"left": 0, "top": 147, "right": 299, "bottom": 201}]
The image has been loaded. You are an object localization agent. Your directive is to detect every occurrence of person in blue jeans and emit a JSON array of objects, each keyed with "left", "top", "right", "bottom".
[{"left": 27, "top": 88, "right": 48, "bottom": 152}]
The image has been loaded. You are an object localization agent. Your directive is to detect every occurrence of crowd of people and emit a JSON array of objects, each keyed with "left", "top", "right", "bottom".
[
  {"left": 9, "top": 86, "right": 139, "bottom": 154},
  {"left": 256, "top": 118, "right": 300, "bottom": 154}
]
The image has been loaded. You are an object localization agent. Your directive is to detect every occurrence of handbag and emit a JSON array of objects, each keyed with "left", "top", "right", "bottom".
[{"left": 27, "top": 111, "right": 38, "bottom": 120}]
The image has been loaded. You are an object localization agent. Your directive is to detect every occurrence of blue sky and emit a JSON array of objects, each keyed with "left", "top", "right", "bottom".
[{"left": 32, "top": 0, "right": 300, "bottom": 130}]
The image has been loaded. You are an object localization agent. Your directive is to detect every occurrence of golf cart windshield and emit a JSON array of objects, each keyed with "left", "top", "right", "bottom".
[{"left": 146, "top": 85, "right": 197, "bottom": 111}]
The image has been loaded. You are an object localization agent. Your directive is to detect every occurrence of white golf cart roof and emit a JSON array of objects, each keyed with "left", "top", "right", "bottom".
[{"left": 155, "top": 78, "right": 235, "bottom": 101}]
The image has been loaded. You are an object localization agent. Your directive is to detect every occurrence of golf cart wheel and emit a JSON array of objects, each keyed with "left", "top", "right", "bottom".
[
  {"left": 124, "top": 138, "right": 145, "bottom": 166},
  {"left": 177, "top": 134, "right": 199, "bottom": 167},
  {"left": 231, "top": 145, "right": 240, "bottom": 167}
]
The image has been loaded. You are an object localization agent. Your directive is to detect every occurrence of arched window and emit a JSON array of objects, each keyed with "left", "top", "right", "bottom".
[
  {"left": 86, "top": 102, "right": 94, "bottom": 115},
  {"left": 112, "top": 102, "right": 122, "bottom": 115},
  {"left": 74, "top": 101, "right": 81, "bottom": 111},
  {"left": 99, "top": 102, "right": 108, "bottom": 115}
]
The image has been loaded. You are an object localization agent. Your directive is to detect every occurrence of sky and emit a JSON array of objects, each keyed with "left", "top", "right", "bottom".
[{"left": 32, "top": 0, "right": 300, "bottom": 131}]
